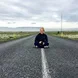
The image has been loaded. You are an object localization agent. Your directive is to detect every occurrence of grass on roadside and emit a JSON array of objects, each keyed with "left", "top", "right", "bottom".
[
  {"left": 0, "top": 32, "right": 36, "bottom": 43},
  {"left": 46, "top": 31, "right": 78, "bottom": 40}
]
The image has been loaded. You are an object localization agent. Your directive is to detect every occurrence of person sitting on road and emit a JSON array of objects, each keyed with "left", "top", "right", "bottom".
[{"left": 34, "top": 27, "right": 49, "bottom": 48}]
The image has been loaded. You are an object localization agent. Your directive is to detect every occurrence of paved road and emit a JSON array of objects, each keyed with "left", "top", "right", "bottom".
[{"left": 0, "top": 35, "right": 78, "bottom": 78}]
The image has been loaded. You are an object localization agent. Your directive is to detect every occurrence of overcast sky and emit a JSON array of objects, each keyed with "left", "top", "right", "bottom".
[{"left": 0, "top": 0, "right": 78, "bottom": 28}]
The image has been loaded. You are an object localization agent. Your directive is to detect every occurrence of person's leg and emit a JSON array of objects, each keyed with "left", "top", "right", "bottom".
[
  {"left": 34, "top": 41, "right": 38, "bottom": 47},
  {"left": 34, "top": 41, "right": 48, "bottom": 48},
  {"left": 39, "top": 44, "right": 44, "bottom": 48},
  {"left": 44, "top": 42, "right": 49, "bottom": 46},
  {"left": 34, "top": 42, "right": 41, "bottom": 48},
  {"left": 38, "top": 42, "right": 49, "bottom": 48}
]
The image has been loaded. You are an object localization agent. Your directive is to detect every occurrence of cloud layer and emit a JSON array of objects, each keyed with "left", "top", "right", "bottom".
[{"left": 0, "top": 0, "right": 78, "bottom": 22}]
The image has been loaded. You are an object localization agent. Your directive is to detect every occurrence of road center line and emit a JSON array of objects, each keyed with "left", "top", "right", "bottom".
[{"left": 41, "top": 48, "right": 51, "bottom": 78}]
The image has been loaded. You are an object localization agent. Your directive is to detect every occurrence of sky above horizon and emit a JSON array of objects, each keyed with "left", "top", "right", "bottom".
[{"left": 0, "top": 0, "right": 78, "bottom": 28}]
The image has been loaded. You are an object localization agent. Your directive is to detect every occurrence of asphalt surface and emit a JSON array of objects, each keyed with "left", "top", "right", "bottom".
[{"left": 0, "top": 35, "right": 78, "bottom": 78}]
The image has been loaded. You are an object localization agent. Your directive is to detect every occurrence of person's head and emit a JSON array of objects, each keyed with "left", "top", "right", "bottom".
[{"left": 40, "top": 27, "right": 45, "bottom": 34}]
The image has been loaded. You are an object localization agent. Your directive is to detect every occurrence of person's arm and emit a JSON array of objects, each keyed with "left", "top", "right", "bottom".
[
  {"left": 44, "top": 34, "right": 48, "bottom": 43},
  {"left": 35, "top": 35, "right": 39, "bottom": 44}
]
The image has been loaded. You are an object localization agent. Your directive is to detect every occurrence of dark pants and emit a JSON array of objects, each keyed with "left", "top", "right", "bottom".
[{"left": 34, "top": 41, "right": 49, "bottom": 48}]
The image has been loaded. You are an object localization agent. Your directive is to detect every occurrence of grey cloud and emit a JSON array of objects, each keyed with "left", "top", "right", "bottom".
[{"left": 0, "top": 0, "right": 78, "bottom": 22}]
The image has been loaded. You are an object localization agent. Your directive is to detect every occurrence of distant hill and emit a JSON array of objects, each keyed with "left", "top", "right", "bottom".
[
  {"left": 45, "top": 28, "right": 78, "bottom": 32},
  {"left": 0, "top": 27, "right": 41, "bottom": 32},
  {"left": 0, "top": 27, "right": 78, "bottom": 32}
]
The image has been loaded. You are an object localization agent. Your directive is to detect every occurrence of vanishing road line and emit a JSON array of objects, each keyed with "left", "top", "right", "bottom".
[{"left": 41, "top": 48, "right": 51, "bottom": 78}]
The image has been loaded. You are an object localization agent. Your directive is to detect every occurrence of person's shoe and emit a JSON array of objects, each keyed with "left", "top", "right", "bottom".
[
  {"left": 35, "top": 46, "right": 38, "bottom": 48},
  {"left": 44, "top": 46, "right": 49, "bottom": 48}
]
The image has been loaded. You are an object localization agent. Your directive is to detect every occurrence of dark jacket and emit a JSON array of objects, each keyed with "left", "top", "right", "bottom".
[{"left": 35, "top": 33, "right": 48, "bottom": 44}]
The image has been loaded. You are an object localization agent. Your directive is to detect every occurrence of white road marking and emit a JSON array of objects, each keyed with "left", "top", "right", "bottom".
[{"left": 41, "top": 48, "right": 51, "bottom": 78}]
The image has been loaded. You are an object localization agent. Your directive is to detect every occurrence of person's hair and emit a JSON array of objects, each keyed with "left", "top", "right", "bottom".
[{"left": 40, "top": 27, "right": 45, "bottom": 31}]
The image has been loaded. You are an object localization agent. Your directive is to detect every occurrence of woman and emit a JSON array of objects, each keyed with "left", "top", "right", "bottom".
[{"left": 34, "top": 27, "right": 49, "bottom": 48}]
